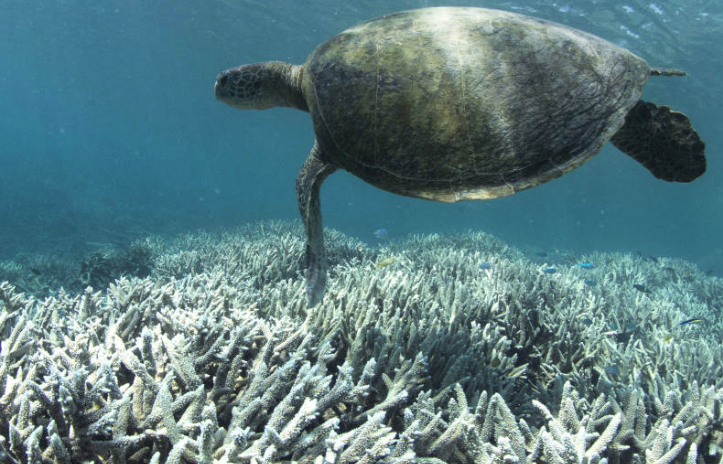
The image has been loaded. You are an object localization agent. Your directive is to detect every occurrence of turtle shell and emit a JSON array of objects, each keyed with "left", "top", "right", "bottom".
[{"left": 302, "top": 7, "right": 650, "bottom": 202}]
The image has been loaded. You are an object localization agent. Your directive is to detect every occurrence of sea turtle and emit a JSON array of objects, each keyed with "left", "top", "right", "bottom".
[{"left": 215, "top": 7, "right": 705, "bottom": 307}]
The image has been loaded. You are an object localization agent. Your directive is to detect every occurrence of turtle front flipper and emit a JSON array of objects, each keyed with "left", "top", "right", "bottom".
[
  {"left": 611, "top": 100, "right": 706, "bottom": 182},
  {"left": 297, "top": 141, "right": 338, "bottom": 307}
]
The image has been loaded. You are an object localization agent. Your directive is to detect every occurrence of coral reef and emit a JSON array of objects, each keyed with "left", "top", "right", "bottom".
[
  {"left": 0, "top": 221, "right": 722, "bottom": 463},
  {"left": 0, "top": 239, "right": 157, "bottom": 296},
  {"left": 0, "top": 253, "right": 78, "bottom": 296},
  {"left": 78, "top": 239, "right": 155, "bottom": 290}
]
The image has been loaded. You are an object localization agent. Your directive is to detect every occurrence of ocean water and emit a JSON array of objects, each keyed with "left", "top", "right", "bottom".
[
  {"left": 2, "top": 2, "right": 723, "bottom": 462},
  {"left": 0, "top": 0, "right": 721, "bottom": 273}
]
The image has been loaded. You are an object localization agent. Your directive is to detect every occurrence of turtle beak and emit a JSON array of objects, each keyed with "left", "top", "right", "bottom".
[{"left": 214, "top": 71, "right": 231, "bottom": 101}]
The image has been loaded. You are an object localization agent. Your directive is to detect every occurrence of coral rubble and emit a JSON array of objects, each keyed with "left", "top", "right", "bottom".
[{"left": 0, "top": 221, "right": 721, "bottom": 463}]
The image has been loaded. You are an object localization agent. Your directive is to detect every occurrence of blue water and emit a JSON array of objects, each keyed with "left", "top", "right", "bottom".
[{"left": 1, "top": 0, "right": 721, "bottom": 272}]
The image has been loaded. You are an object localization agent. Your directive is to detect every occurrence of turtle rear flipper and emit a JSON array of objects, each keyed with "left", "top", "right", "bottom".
[{"left": 611, "top": 100, "right": 706, "bottom": 182}]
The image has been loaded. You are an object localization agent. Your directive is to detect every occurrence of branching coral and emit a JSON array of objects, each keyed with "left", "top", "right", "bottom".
[{"left": 0, "top": 221, "right": 721, "bottom": 463}]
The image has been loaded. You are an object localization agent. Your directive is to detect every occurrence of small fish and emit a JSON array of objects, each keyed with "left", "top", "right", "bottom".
[
  {"left": 536, "top": 251, "right": 548, "bottom": 257},
  {"left": 679, "top": 317, "right": 704, "bottom": 326},
  {"left": 616, "top": 331, "right": 632, "bottom": 343},
  {"left": 662, "top": 334, "right": 674, "bottom": 343},
  {"left": 584, "top": 279, "right": 597, "bottom": 286},
  {"left": 543, "top": 267, "right": 557, "bottom": 274},
  {"left": 29, "top": 267, "right": 41, "bottom": 275},
  {"left": 478, "top": 262, "right": 493, "bottom": 270},
  {"left": 376, "top": 257, "right": 395, "bottom": 268},
  {"left": 582, "top": 317, "right": 593, "bottom": 326},
  {"left": 604, "top": 365, "right": 620, "bottom": 376},
  {"left": 636, "top": 251, "right": 659, "bottom": 263},
  {"left": 577, "top": 262, "right": 595, "bottom": 269},
  {"left": 633, "top": 284, "right": 650, "bottom": 293},
  {"left": 373, "top": 228, "right": 389, "bottom": 239}
]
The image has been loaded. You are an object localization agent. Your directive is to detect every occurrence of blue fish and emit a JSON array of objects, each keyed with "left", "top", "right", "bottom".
[
  {"left": 604, "top": 365, "right": 620, "bottom": 376},
  {"left": 584, "top": 279, "right": 597, "bottom": 286},
  {"left": 679, "top": 317, "right": 704, "bottom": 326},
  {"left": 543, "top": 267, "right": 557, "bottom": 274},
  {"left": 373, "top": 228, "right": 389, "bottom": 239},
  {"left": 478, "top": 262, "right": 493, "bottom": 270},
  {"left": 633, "top": 284, "right": 650, "bottom": 293},
  {"left": 578, "top": 262, "right": 595, "bottom": 269}
]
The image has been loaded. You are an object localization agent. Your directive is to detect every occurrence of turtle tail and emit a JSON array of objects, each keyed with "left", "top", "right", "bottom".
[{"left": 610, "top": 100, "right": 706, "bottom": 182}]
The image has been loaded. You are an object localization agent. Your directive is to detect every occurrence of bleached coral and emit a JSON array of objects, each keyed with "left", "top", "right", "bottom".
[{"left": 0, "top": 221, "right": 721, "bottom": 463}]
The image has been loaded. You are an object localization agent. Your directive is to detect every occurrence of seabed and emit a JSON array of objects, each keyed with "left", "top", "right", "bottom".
[{"left": 0, "top": 220, "right": 721, "bottom": 463}]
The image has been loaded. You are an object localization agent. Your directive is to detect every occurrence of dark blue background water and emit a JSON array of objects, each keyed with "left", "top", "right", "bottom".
[{"left": 1, "top": 0, "right": 721, "bottom": 271}]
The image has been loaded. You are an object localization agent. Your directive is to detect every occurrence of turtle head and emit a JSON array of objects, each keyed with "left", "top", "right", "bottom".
[{"left": 215, "top": 61, "right": 307, "bottom": 111}]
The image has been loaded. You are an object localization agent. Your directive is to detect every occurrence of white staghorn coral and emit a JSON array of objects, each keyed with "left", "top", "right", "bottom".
[{"left": 0, "top": 221, "right": 721, "bottom": 463}]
